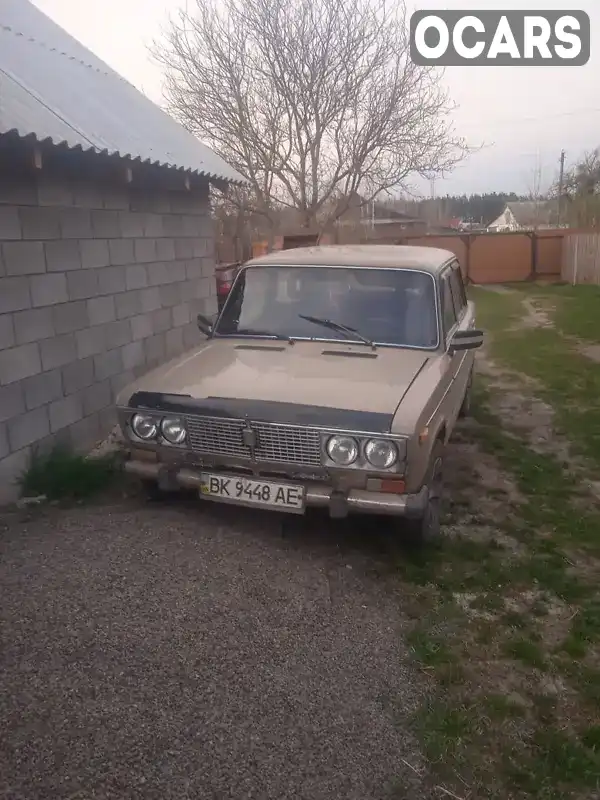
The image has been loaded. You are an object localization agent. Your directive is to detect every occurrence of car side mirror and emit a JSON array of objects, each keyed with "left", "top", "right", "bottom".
[
  {"left": 449, "top": 328, "right": 484, "bottom": 355},
  {"left": 196, "top": 313, "right": 214, "bottom": 336}
]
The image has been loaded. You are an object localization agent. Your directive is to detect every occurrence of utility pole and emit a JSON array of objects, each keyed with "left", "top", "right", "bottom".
[{"left": 557, "top": 149, "right": 566, "bottom": 227}]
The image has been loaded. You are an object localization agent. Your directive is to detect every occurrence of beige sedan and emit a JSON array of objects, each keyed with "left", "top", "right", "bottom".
[{"left": 117, "top": 245, "right": 483, "bottom": 544}]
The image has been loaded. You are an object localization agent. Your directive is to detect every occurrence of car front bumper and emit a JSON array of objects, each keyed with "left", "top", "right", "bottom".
[{"left": 124, "top": 459, "right": 429, "bottom": 519}]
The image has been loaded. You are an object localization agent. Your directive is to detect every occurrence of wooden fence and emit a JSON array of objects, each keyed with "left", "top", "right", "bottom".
[{"left": 562, "top": 233, "right": 600, "bottom": 285}]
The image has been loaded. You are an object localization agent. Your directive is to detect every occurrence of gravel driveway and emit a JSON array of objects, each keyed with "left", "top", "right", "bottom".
[{"left": 0, "top": 496, "right": 427, "bottom": 799}]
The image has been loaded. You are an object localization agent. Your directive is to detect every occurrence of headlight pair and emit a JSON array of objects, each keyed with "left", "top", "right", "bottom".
[
  {"left": 325, "top": 435, "right": 399, "bottom": 469},
  {"left": 131, "top": 413, "right": 186, "bottom": 445}
]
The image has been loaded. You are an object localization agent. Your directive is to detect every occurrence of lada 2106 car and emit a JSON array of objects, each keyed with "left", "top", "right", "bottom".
[{"left": 117, "top": 245, "right": 484, "bottom": 544}]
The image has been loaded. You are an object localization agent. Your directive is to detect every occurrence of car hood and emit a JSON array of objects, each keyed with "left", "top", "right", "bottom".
[{"left": 119, "top": 338, "right": 431, "bottom": 417}]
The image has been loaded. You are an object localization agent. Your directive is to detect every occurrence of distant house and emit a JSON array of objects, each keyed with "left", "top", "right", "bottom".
[
  {"left": 0, "top": 0, "right": 244, "bottom": 502},
  {"left": 487, "top": 201, "right": 558, "bottom": 232}
]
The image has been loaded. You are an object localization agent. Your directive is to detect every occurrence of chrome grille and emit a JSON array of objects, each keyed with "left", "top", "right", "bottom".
[{"left": 185, "top": 416, "right": 323, "bottom": 467}]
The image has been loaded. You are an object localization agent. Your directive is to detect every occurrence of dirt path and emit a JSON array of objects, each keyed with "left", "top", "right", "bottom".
[{"left": 0, "top": 498, "right": 432, "bottom": 800}]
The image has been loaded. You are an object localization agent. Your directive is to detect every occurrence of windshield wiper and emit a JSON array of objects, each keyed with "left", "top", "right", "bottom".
[{"left": 298, "top": 315, "right": 376, "bottom": 349}]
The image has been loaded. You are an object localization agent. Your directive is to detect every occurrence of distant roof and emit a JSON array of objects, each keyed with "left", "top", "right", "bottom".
[
  {"left": 245, "top": 245, "right": 455, "bottom": 274},
  {"left": 506, "top": 201, "right": 557, "bottom": 227},
  {"left": 0, "top": 0, "right": 245, "bottom": 184}
]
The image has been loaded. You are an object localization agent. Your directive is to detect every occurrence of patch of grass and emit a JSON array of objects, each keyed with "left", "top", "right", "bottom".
[
  {"left": 407, "top": 628, "right": 457, "bottom": 668},
  {"left": 416, "top": 699, "right": 478, "bottom": 767},
  {"left": 483, "top": 693, "right": 526, "bottom": 721},
  {"left": 19, "top": 444, "right": 119, "bottom": 501},
  {"left": 560, "top": 597, "right": 600, "bottom": 658},
  {"left": 504, "top": 636, "right": 548, "bottom": 671}
]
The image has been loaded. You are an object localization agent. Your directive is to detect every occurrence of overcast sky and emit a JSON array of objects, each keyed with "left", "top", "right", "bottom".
[{"left": 32, "top": 0, "right": 600, "bottom": 199}]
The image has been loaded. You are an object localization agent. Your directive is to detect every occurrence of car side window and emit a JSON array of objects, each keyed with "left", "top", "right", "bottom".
[
  {"left": 440, "top": 274, "right": 457, "bottom": 337},
  {"left": 449, "top": 262, "right": 467, "bottom": 319}
]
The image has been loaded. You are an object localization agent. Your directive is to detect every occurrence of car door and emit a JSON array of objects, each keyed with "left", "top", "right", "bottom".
[{"left": 439, "top": 264, "right": 467, "bottom": 433}]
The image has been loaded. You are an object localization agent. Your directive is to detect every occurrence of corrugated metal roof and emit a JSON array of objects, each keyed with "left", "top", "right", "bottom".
[{"left": 0, "top": 0, "right": 246, "bottom": 185}]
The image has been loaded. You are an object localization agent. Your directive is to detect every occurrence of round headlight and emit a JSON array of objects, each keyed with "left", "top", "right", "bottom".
[
  {"left": 131, "top": 413, "right": 158, "bottom": 440},
  {"left": 326, "top": 435, "right": 359, "bottom": 466},
  {"left": 161, "top": 417, "right": 186, "bottom": 445},
  {"left": 364, "top": 439, "right": 398, "bottom": 469}
]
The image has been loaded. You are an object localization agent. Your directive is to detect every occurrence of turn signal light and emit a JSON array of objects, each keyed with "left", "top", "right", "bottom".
[{"left": 366, "top": 477, "right": 406, "bottom": 494}]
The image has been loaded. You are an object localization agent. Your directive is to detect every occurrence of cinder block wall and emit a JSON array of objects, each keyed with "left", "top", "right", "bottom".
[{"left": 0, "top": 173, "right": 216, "bottom": 503}]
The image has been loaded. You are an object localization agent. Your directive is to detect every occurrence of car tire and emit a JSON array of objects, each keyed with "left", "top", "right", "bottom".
[
  {"left": 458, "top": 369, "right": 473, "bottom": 418},
  {"left": 402, "top": 441, "right": 444, "bottom": 547}
]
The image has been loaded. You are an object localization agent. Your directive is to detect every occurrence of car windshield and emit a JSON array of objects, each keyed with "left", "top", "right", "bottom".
[{"left": 215, "top": 265, "right": 439, "bottom": 348}]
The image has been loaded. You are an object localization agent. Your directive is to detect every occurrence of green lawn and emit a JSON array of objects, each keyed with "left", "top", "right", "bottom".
[{"left": 394, "top": 283, "right": 600, "bottom": 799}]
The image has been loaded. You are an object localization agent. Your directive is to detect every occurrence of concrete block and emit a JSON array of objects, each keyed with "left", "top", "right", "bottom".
[
  {"left": 81, "top": 379, "right": 112, "bottom": 416},
  {"left": 53, "top": 301, "right": 89, "bottom": 335},
  {"left": 31, "top": 273, "right": 68, "bottom": 308},
  {"left": 67, "top": 269, "right": 99, "bottom": 301},
  {"left": 68, "top": 413, "right": 102, "bottom": 452},
  {"left": 49, "top": 394, "right": 84, "bottom": 433},
  {"left": 22, "top": 369, "right": 63, "bottom": 411},
  {"left": 170, "top": 261, "right": 187, "bottom": 282},
  {"left": 119, "top": 211, "right": 145, "bottom": 238},
  {"left": 129, "top": 189, "right": 153, "bottom": 213},
  {"left": 144, "top": 214, "right": 164, "bottom": 237},
  {"left": 62, "top": 357, "right": 95, "bottom": 395},
  {"left": 172, "top": 303, "right": 191, "bottom": 328},
  {"left": 40, "top": 334, "right": 77, "bottom": 371},
  {"left": 94, "top": 348, "right": 124, "bottom": 382},
  {"left": 185, "top": 259, "right": 203, "bottom": 279},
  {"left": 160, "top": 284, "right": 181, "bottom": 308},
  {"left": 110, "top": 370, "right": 135, "bottom": 397},
  {"left": 139, "top": 287, "right": 161, "bottom": 313},
  {"left": 80, "top": 239, "right": 110, "bottom": 269},
  {"left": 121, "top": 340, "right": 145, "bottom": 371},
  {"left": 98, "top": 405, "right": 117, "bottom": 434},
  {"left": 156, "top": 238, "right": 176, "bottom": 261},
  {"left": 147, "top": 261, "right": 168, "bottom": 286},
  {"left": 192, "top": 237, "right": 209, "bottom": 257},
  {"left": 72, "top": 182, "right": 103, "bottom": 210},
  {"left": 88, "top": 295, "right": 116, "bottom": 326},
  {"left": 0, "top": 383, "right": 25, "bottom": 422},
  {"left": 0, "top": 448, "right": 31, "bottom": 506},
  {"left": 163, "top": 216, "right": 184, "bottom": 238},
  {"left": 151, "top": 308, "right": 171, "bottom": 334},
  {"left": 92, "top": 210, "right": 120, "bottom": 238},
  {"left": 201, "top": 257, "right": 216, "bottom": 279},
  {"left": 134, "top": 238, "right": 157, "bottom": 263},
  {"left": 0, "top": 179, "right": 37, "bottom": 206},
  {"left": 45, "top": 240, "right": 81, "bottom": 272},
  {"left": 102, "top": 187, "right": 129, "bottom": 211},
  {"left": 174, "top": 239, "right": 193, "bottom": 260},
  {"left": 0, "top": 423, "right": 8, "bottom": 460},
  {"left": 8, "top": 406, "right": 50, "bottom": 451},
  {"left": 97, "top": 266, "right": 126, "bottom": 295},
  {"left": 182, "top": 322, "right": 202, "bottom": 349},
  {"left": 108, "top": 238, "right": 135, "bottom": 266},
  {"left": 76, "top": 326, "right": 107, "bottom": 359},
  {"left": 13, "top": 307, "right": 54, "bottom": 345},
  {"left": 130, "top": 314, "right": 153, "bottom": 341},
  {"left": 144, "top": 333, "right": 166, "bottom": 365},
  {"left": 0, "top": 343, "right": 41, "bottom": 385},
  {"left": 182, "top": 216, "right": 201, "bottom": 237},
  {"left": 0, "top": 207, "right": 22, "bottom": 240},
  {"left": 37, "top": 179, "right": 74, "bottom": 207},
  {"left": 202, "top": 295, "right": 218, "bottom": 317},
  {"left": 105, "top": 319, "right": 132, "bottom": 349},
  {"left": 125, "top": 264, "right": 148, "bottom": 290},
  {"left": 0, "top": 314, "right": 15, "bottom": 349},
  {"left": 3, "top": 241, "right": 46, "bottom": 276},
  {"left": 59, "top": 208, "right": 93, "bottom": 239},
  {"left": 0, "top": 278, "right": 32, "bottom": 314},
  {"left": 166, "top": 326, "right": 184, "bottom": 357},
  {"left": 115, "top": 290, "right": 142, "bottom": 321},
  {"left": 19, "top": 207, "right": 61, "bottom": 240}
]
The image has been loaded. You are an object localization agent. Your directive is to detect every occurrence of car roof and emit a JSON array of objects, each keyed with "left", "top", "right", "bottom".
[{"left": 243, "top": 244, "right": 456, "bottom": 275}]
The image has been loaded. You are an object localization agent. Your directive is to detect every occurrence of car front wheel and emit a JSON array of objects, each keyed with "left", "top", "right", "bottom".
[{"left": 401, "top": 441, "right": 444, "bottom": 547}]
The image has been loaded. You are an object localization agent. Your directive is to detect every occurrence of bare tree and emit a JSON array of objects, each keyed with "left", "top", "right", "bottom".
[
  {"left": 550, "top": 147, "right": 600, "bottom": 228},
  {"left": 152, "top": 0, "right": 470, "bottom": 236}
]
